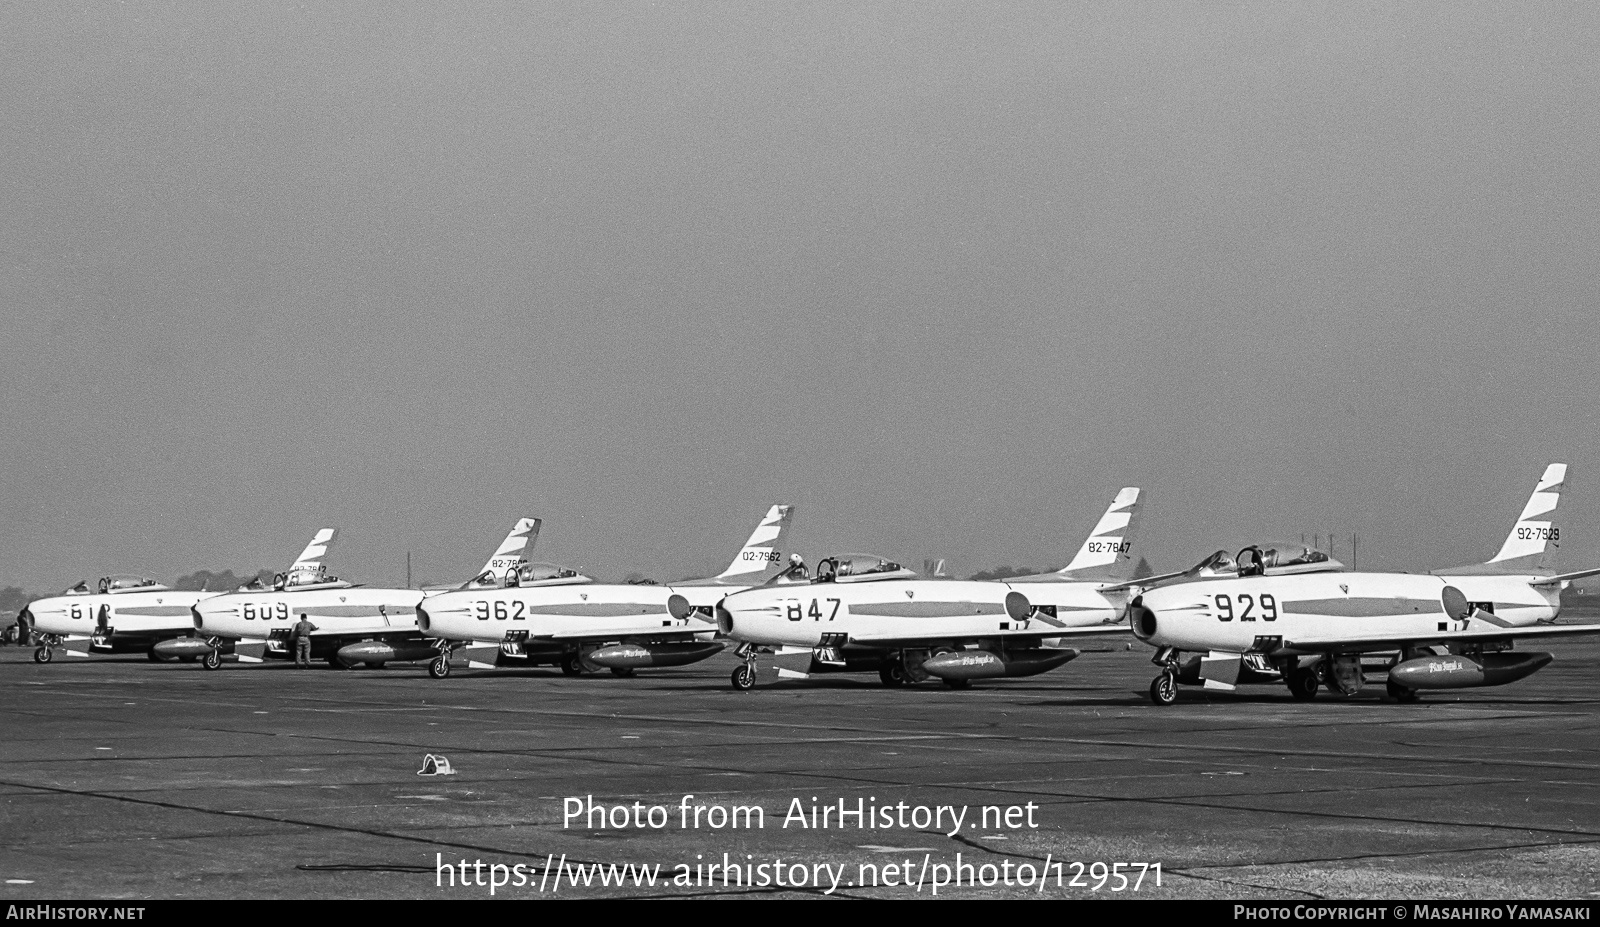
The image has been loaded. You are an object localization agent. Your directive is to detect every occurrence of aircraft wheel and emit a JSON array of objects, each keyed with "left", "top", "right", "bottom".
[
  {"left": 942, "top": 678, "right": 972, "bottom": 690},
  {"left": 730, "top": 664, "right": 756, "bottom": 691},
  {"left": 1386, "top": 679, "right": 1420, "bottom": 702},
  {"left": 428, "top": 656, "right": 451, "bottom": 679},
  {"left": 561, "top": 652, "right": 584, "bottom": 676},
  {"left": 610, "top": 667, "right": 635, "bottom": 678},
  {"left": 879, "top": 661, "right": 910, "bottom": 687},
  {"left": 1287, "top": 667, "right": 1319, "bottom": 700},
  {"left": 33, "top": 647, "right": 51, "bottom": 664},
  {"left": 202, "top": 650, "right": 222, "bottom": 671},
  {"left": 1149, "top": 672, "right": 1177, "bottom": 706}
]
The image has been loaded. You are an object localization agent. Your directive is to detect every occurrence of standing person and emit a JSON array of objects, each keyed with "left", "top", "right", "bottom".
[{"left": 292, "top": 613, "right": 318, "bottom": 668}]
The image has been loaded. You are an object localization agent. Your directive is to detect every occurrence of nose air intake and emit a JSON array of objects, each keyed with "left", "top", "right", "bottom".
[
  {"left": 1128, "top": 596, "right": 1158, "bottom": 640},
  {"left": 416, "top": 603, "right": 431, "bottom": 633},
  {"left": 716, "top": 603, "right": 734, "bottom": 636},
  {"left": 191, "top": 604, "right": 204, "bottom": 630}
]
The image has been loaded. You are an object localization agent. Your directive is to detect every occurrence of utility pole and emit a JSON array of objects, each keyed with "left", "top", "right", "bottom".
[{"left": 406, "top": 552, "right": 412, "bottom": 589}]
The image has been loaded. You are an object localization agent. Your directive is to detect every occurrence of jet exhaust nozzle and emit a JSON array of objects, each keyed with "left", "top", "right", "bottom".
[{"left": 1389, "top": 651, "right": 1553, "bottom": 689}]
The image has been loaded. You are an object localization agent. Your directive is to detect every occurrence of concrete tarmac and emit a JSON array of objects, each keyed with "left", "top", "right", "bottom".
[{"left": 2, "top": 627, "right": 1599, "bottom": 900}]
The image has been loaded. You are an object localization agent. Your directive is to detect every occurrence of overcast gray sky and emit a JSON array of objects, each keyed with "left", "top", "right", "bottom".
[{"left": 4, "top": 2, "right": 1599, "bottom": 590}]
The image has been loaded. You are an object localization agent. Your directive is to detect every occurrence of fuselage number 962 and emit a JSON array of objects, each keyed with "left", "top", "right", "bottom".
[
  {"left": 742, "top": 551, "right": 781, "bottom": 562},
  {"left": 1213, "top": 593, "right": 1277, "bottom": 622},
  {"left": 474, "top": 600, "right": 527, "bottom": 620},
  {"left": 786, "top": 598, "right": 841, "bottom": 621}
]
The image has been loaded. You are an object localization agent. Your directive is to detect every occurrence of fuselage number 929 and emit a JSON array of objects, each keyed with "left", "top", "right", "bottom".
[
  {"left": 1213, "top": 593, "right": 1277, "bottom": 622},
  {"left": 787, "top": 598, "right": 841, "bottom": 621}
]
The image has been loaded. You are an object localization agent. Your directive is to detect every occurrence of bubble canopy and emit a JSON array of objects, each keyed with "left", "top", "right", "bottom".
[
  {"left": 507, "top": 562, "right": 594, "bottom": 586},
  {"left": 814, "top": 554, "right": 919, "bottom": 583},
  {"left": 1235, "top": 543, "right": 1343, "bottom": 577},
  {"left": 100, "top": 575, "right": 166, "bottom": 594}
]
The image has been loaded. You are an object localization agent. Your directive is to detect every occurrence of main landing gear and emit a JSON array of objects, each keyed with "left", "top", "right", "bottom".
[
  {"left": 429, "top": 655, "right": 452, "bottom": 679},
  {"left": 1386, "top": 678, "right": 1419, "bottom": 702},
  {"left": 878, "top": 662, "right": 909, "bottom": 687},
  {"left": 1286, "top": 666, "right": 1320, "bottom": 700},
  {"left": 202, "top": 650, "right": 222, "bottom": 671},
  {"left": 33, "top": 646, "right": 52, "bottom": 664}
]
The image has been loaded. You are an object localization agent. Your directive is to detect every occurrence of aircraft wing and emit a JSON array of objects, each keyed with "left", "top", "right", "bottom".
[
  {"left": 1099, "top": 570, "right": 1189, "bottom": 592},
  {"left": 544, "top": 625, "right": 711, "bottom": 641},
  {"left": 1272, "top": 622, "right": 1600, "bottom": 656},
  {"left": 841, "top": 624, "right": 1128, "bottom": 645}
]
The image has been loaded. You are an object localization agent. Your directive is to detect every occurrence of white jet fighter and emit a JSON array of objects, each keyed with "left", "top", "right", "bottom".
[
  {"left": 717, "top": 488, "right": 1164, "bottom": 691},
  {"left": 415, "top": 504, "right": 798, "bottom": 679},
  {"left": 21, "top": 576, "right": 224, "bottom": 664},
  {"left": 1129, "top": 463, "right": 1600, "bottom": 705},
  {"left": 189, "top": 519, "right": 540, "bottom": 670}
]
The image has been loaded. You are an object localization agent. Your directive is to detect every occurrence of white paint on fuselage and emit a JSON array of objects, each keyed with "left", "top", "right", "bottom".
[
  {"left": 1138, "top": 571, "right": 1558, "bottom": 653},
  {"left": 721, "top": 578, "right": 1035, "bottom": 647},
  {"left": 194, "top": 586, "right": 425, "bottom": 641},
  {"left": 27, "top": 589, "right": 221, "bottom": 639}
]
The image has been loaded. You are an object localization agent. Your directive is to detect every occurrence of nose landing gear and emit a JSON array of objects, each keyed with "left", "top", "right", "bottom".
[
  {"left": 1149, "top": 670, "right": 1177, "bottom": 705},
  {"left": 730, "top": 643, "right": 759, "bottom": 691}
]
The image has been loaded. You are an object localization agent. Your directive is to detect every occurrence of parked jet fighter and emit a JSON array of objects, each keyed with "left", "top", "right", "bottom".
[
  {"left": 717, "top": 488, "right": 1159, "bottom": 690},
  {"left": 1129, "top": 464, "right": 1600, "bottom": 704},
  {"left": 21, "top": 576, "right": 224, "bottom": 664},
  {"left": 415, "top": 504, "right": 797, "bottom": 679},
  {"left": 187, "top": 519, "right": 539, "bottom": 670}
]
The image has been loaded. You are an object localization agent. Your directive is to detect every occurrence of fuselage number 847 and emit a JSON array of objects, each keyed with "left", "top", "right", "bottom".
[{"left": 786, "top": 598, "right": 841, "bottom": 621}]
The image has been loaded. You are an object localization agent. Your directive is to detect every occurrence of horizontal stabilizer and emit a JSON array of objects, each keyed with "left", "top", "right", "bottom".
[{"left": 1530, "top": 566, "right": 1600, "bottom": 586}]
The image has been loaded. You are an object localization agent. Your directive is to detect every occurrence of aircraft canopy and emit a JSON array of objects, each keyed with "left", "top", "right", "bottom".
[{"left": 815, "top": 554, "right": 919, "bottom": 583}]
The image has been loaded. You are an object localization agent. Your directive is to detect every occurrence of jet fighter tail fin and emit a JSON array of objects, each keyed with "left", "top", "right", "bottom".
[
  {"left": 1439, "top": 464, "right": 1565, "bottom": 576},
  {"left": 712, "top": 504, "right": 798, "bottom": 585},
  {"left": 472, "top": 517, "right": 541, "bottom": 585},
  {"left": 288, "top": 528, "right": 338, "bottom": 574},
  {"left": 1054, "top": 488, "right": 1144, "bottom": 583}
]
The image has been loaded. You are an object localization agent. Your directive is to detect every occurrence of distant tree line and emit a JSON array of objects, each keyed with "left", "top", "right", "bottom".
[{"left": 170, "top": 569, "right": 276, "bottom": 592}]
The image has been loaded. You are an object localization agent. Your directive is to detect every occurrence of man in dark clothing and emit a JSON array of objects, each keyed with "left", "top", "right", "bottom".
[{"left": 292, "top": 614, "right": 318, "bottom": 668}]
